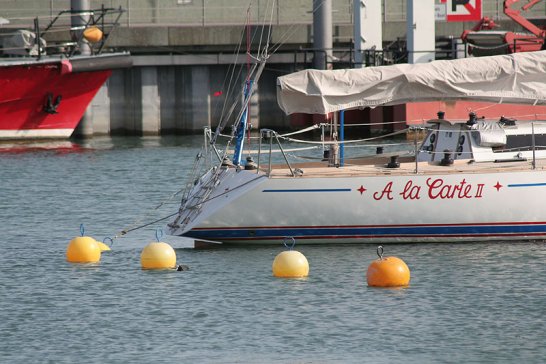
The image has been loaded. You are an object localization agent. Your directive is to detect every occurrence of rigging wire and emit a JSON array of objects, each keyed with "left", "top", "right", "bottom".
[
  {"left": 267, "top": 0, "right": 326, "bottom": 56},
  {"left": 278, "top": 128, "right": 410, "bottom": 145},
  {"left": 108, "top": 152, "right": 208, "bottom": 241},
  {"left": 263, "top": 0, "right": 275, "bottom": 58},
  {"left": 213, "top": 0, "right": 278, "bottom": 147},
  {"left": 214, "top": 54, "right": 245, "bottom": 137}
]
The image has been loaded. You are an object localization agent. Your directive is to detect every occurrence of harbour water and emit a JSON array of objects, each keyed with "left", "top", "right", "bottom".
[{"left": 2, "top": 136, "right": 546, "bottom": 363}]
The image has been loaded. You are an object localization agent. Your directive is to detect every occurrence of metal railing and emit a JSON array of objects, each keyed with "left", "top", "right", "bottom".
[
  {"left": 291, "top": 40, "right": 468, "bottom": 70},
  {"left": 257, "top": 129, "right": 296, "bottom": 177},
  {"left": 0, "top": 6, "right": 125, "bottom": 58},
  {"left": 1, "top": 0, "right": 546, "bottom": 28},
  {"left": 0, "top": 0, "right": 352, "bottom": 28}
]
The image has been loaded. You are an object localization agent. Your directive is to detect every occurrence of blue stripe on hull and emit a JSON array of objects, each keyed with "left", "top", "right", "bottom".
[
  {"left": 262, "top": 188, "right": 351, "bottom": 192},
  {"left": 185, "top": 224, "right": 546, "bottom": 240},
  {"left": 508, "top": 183, "right": 546, "bottom": 187}
]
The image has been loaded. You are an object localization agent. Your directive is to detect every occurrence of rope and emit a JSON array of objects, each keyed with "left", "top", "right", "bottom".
[
  {"left": 108, "top": 152, "right": 208, "bottom": 241},
  {"left": 278, "top": 128, "right": 410, "bottom": 145},
  {"left": 338, "top": 120, "right": 408, "bottom": 127},
  {"left": 114, "top": 212, "right": 179, "bottom": 238},
  {"left": 279, "top": 124, "right": 321, "bottom": 136},
  {"left": 213, "top": 124, "right": 321, "bottom": 140},
  {"left": 344, "top": 142, "right": 413, "bottom": 148},
  {"left": 180, "top": 175, "right": 265, "bottom": 213},
  {"left": 255, "top": 145, "right": 321, "bottom": 154}
]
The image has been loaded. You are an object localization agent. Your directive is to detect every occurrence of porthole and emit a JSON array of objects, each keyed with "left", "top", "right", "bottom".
[
  {"left": 457, "top": 145, "right": 463, "bottom": 155},
  {"left": 459, "top": 135, "right": 465, "bottom": 145}
]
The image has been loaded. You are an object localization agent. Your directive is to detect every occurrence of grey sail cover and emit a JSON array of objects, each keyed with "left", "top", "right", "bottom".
[{"left": 276, "top": 51, "right": 546, "bottom": 115}]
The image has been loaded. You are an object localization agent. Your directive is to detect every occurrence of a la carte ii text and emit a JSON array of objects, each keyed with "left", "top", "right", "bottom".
[{"left": 368, "top": 178, "right": 486, "bottom": 201}]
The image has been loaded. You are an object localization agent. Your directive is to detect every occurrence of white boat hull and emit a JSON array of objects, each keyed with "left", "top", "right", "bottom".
[
  {"left": 168, "top": 51, "right": 546, "bottom": 245},
  {"left": 169, "top": 166, "right": 546, "bottom": 244}
]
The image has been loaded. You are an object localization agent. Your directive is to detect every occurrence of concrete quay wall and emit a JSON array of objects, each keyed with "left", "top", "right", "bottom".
[
  {"left": 76, "top": 0, "right": 543, "bottom": 136},
  {"left": 86, "top": 58, "right": 292, "bottom": 136}
]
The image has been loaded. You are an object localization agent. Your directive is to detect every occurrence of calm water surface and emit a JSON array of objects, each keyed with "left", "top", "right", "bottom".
[{"left": 1, "top": 136, "right": 546, "bottom": 363}]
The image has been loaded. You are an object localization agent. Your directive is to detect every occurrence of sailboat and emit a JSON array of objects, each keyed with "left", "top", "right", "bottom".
[{"left": 168, "top": 49, "right": 546, "bottom": 244}]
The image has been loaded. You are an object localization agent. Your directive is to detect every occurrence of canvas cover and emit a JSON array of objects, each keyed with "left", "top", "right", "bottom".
[
  {"left": 276, "top": 51, "right": 546, "bottom": 115},
  {"left": 1, "top": 29, "right": 46, "bottom": 56},
  {"left": 472, "top": 121, "right": 507, "bottom": 147}
]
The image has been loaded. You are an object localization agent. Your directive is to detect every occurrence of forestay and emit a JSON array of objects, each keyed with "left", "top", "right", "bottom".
[{"left": 276, "top": 51, "right": 546, "bottom": 115}]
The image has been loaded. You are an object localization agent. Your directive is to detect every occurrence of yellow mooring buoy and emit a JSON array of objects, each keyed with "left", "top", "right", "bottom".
[
  {"left": 66, "top": 225, "right": 101, "bottom": 263},
  {"left": 140, "top": 242, "right": 177, "bottom": 269},
  {"left": 66, "top": 236, "right": 101, "bottom": 263},
  {"left": 97, "top": 237, "right": 112, "bottom": 252},
  {"left": 83, "top": 26, "right": 103, "bottom": 43},
  {"left": 272, "top": 237, "right": 309, "bottom": 278},
  {"left": 96, "top": 241, "right": 111, "bottom": 251},
  {"left": 366, "top": 246, "right": 410, "bottom": 287}
]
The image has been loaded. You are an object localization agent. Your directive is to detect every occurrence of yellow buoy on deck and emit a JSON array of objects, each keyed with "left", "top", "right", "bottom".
[
  {"left": 140, "top": 242, "right": 176, "bottom": 269},
  {"left": 272, "top": 238, "right": 309, "bottom": 278},
  {"left": 83, "top": 26, "right": 103, "bottom": 43},
  {"left": 66, "top": 236, "right": 101, "bottom": 263},
  {"left": 367, "top": 246, "right": 410, "bottom": 287}
]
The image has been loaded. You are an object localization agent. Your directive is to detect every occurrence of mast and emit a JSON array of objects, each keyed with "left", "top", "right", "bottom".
[
  {"left": 231, "top": 60, "right": 266, "bottom": 152},
  {"left": 230, "top": 0, "right": 272, "bottom": 165},
  {"left": 233, "top": 80, "right": 253, "bottom": 165}
]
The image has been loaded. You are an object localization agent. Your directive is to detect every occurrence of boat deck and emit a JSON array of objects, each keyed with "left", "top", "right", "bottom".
[{"left": 265, "top": 156, "right": 546, "bottom": 178}]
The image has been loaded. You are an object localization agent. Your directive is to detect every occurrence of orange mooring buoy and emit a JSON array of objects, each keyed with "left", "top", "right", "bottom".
[
  {"left": 366, "top": 246, "right": 410, "bottom": 287},
  {"left": 83, "top": 26, "right": 103, "bottom": 43}
]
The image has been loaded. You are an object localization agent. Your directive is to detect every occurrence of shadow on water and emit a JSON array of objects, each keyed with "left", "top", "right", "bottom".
[{"left": 0, "top": 135, "right": 206, "bottom": 155}]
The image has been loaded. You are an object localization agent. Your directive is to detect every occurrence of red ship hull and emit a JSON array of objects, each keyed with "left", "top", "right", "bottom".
[
  {"left": 0, "top": 60, "right": 111, "bottom": 139},
  {"left": 0, "top": 52, "right": 132, "bottom": 140}
]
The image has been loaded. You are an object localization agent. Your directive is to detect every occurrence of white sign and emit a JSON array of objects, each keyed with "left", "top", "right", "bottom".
[
  {"left": 435, "top": 4, "right": 447, "bottom": 21},
  {"left": 440, "top": 0, "right": 482, "bottom": 22}
]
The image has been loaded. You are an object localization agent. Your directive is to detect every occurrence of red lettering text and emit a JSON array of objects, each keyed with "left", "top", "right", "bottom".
[
  {"left": 374, "top": 182, "right": 394, "bottom": 201},
  {"left": 400, "top": 180, "right": 421, "bottom": 200}
]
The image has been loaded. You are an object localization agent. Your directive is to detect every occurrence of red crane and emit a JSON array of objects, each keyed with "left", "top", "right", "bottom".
[{"left": 461, "top": 0, "right": 546, "bottom": 55}]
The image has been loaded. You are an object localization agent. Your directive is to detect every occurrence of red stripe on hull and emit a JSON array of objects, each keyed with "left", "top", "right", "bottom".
[
  {"left": 191, "top": 221, "right": 546, "bottom": 231},
  {"left": 218, "top": 232, "right": 546, "bottom": 240},
  {"left": 0, "top": 63, "right": 111, "bottom": 136}
]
